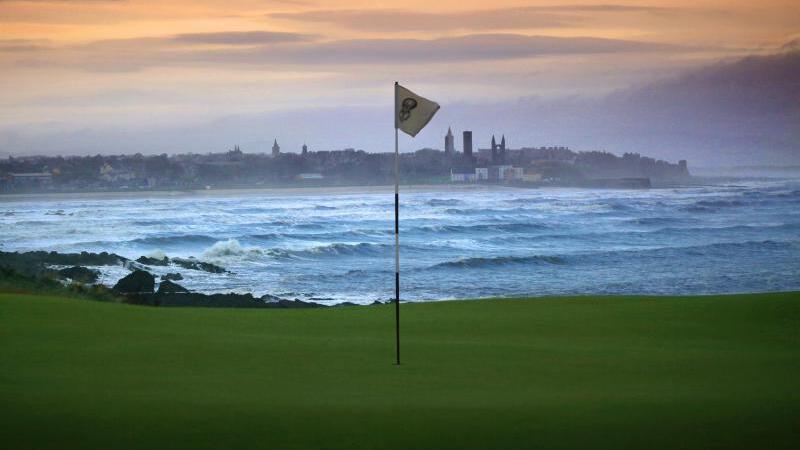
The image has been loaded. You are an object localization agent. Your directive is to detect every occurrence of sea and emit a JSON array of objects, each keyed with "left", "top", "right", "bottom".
[{"left": 2, "top": 179, "right": 799, "bottom": 305}]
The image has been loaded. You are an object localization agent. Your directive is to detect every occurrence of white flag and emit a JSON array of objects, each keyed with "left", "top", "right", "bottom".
[{"left": 395, "top": 83, "right": 440, "bottom": 137}]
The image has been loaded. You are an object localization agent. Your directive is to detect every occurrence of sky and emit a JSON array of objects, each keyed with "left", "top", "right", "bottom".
[{"left": 0, "top": 0, "right": 798, "bottom": 163}]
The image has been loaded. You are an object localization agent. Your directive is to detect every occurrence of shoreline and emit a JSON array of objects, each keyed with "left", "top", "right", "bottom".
[{"left": 0, "top": 183, "right": 519, "bottom": 202}]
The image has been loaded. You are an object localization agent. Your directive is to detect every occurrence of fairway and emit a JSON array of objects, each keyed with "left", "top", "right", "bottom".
[{"left": 1, "top": 293, "right": 799, "bottom": 450}]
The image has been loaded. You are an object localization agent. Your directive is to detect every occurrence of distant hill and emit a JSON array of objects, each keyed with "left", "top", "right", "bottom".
[{"left": 440, "top": 50, "right": 800, "bottom": 166}]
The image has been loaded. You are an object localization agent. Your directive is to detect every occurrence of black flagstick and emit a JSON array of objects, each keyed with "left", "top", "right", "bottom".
[{"left": 394, "top": 81, "right": 401, "bottom": 366}]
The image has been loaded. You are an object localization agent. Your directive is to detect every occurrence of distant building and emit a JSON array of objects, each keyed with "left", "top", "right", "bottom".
[
  {"left": 463, "top": 131, "right": 473, "bottom": 158},
  {"left": 483, "top": 165, "right": 522, "bottom": 182},
  {"left": 9, "top": 172, "right": 52, "bottom": 182},
  {"left": 450, "top": 169, "right": 476, "bottom": 182},
  {"left": 522, "top": 169, "right": 542, "bottom": 182},
  {"left": 490, "top": 134, "right": 506, "bottom": 164},
  {"left": 475, "top": 167, "right": 489, "bottom": 181},
  {"left": 7, "top": 172, "right": 52, "bottom": 188},
  {"left": 272, "top": 139, "right": 280, "bottom": 157},
  {"left": 302, "top": 143, "right": 308, "bottom": 156},
  {"left": 444, "top": 127, "right": 455, "bottom": 155}
]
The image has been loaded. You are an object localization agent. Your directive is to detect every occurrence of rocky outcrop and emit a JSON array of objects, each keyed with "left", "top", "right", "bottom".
[
  {"left": 121, "top": 290, "right": 324, "bottom": 308},
  {"left": 172, "top": 257, "right": 227, "bottom": 274},
  {"left": 57, "top": 266, "right": 100, "bottom": 283},
  {"left": 0, "top": 250, "right": 126, "bottom": 278},
  {"left": 160, "top": 272, "right": 183, "bottom": 281},
  {"left": 136, "top": 256, "right": 169, "bottom": 266},
  {"left": 157, "top": 279, "right": 188, "bottom": 293},
  {"left": 113, "top": 270, "right": 155, "bottom": 293}
]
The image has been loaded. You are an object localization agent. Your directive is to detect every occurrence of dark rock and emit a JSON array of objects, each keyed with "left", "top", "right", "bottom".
[
  {"left": 172, "top": 257, "right": 227, "bottom": 273},
  {"left": 136, "top": 255, "right": 169, "bottom": 266},
  {"left": 160, "top": 272, "right": 183, "bottom": 281},
  {"left": 260, "top": 293, "right": 285, "bottom": 302},
  {"left": 124, "top": 291, "right": 324, "bottom": 308},
  {"left": 0, "top": 250, "right": 127, "bottom": 278},
  {"left": 113, "top": 270, "right": 155, "bottom": 293},
  {"left": 123, "top": 260, "right": 148, "bottom": 271},
  {"left": 57, "top": 266, "right": 99, "bottom": 283},
  {"left": 157, "top": 279, "right": 188, "bottom": 293},
  {"left": 268, "top": 299, "right": 322, "bottom": 308}
]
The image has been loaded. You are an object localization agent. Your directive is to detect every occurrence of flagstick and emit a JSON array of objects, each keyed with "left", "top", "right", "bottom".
[{"left": 394, "top": 83, "right": 401, "bottom": 366}]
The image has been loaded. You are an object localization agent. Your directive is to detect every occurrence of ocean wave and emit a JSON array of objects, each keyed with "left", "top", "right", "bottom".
[
  {"left": 426, "top": 198, "right": 463, "bottom": 206},
  {"left": 653, "top": 223, "right": 800, "bottom": 235},
  {"left": 264, "top": 242, "right": 396, "bottom": 260},
  {"left": 574, "top": 239, "right": 800, "bottom": 265},
  {"left": 432, "top": 254, "right": 566, "bottom": 269},
  {"left": 623, "top": 217, "right": 688, "bottom": 226},
  {"left": 132, "top": 234, "right": 218, "bottom": 246},
  {"left": 226, "top": 206, "right": 282, "bottom": 214},
  {"left": 432, "top": 239, "right": 799, "bottom": 271},
  {"left": 248, "top": 229, "right": 386, "bottom": 242},
  {"left": 504, "top": 198, "right": 545, "bottom": 205},
  {"left": 314, "top": 205, "right": 337, "bottom": 210},
  {"left": 413, "top": 222, "right": 549, "bottom": 234},
  {"left": 694, "top": 199, "right": 745, "bottom": 208},
  {"left": 443, "top": 207, "right": 539, "bottom": 216},
  {"left": 604, "top": 202, "right": 632, "bottom": 211},
  {"left": 202, "top": 239, "right": 262, "bottom": 259},
  {"left": 681, "top": 205, "right": 716, "bottom": 213}
]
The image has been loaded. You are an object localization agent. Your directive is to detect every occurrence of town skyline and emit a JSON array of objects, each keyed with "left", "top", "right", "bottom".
[{"left": 1, "top": 1, "right": 798, "bottom": 165}]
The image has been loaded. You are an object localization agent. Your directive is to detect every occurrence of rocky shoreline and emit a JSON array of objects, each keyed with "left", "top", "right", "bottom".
[{"left": 0, "top": 250, "right": 362, "bottom": 308}]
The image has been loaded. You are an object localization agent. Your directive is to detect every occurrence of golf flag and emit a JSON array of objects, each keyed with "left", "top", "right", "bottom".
[{"left": 395, "top": 83, "right": 440, "bottom": 137}]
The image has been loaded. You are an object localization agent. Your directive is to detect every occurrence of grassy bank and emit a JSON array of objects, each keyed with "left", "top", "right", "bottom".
[{"left": 1, "top": 292, "right": 798, "bottom": 450}]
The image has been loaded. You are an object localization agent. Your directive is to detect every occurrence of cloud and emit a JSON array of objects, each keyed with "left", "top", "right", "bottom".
[
  {"left": 6, "top": 33, "right": 687, "bottom": 72},
  {"left": 4, "top": 50, "right": 797, "bottom": 165},
  {"left": 171, "top": 31, "right": 314, "bottom": 46},
  {"left": 269, "top": 5, "right": 687, "bottom": 32},
  {"left": 0, "top": 38, "right": 51, "bottom": 52},
  {"left": 255, "top": 34, "right": 681, "bottom": 65},
  {"left": 270, "top": 8, "right": 574, "bottom": 32}
]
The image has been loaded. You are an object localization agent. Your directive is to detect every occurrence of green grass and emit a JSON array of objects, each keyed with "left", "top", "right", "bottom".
[{"left": 1, "top": 292, "right": 799, "bottom": 450}]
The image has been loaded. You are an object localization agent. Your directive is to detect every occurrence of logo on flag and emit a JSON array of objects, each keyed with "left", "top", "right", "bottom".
[{"left": 395, "top": 84, "right": 440, "bottom": 137}]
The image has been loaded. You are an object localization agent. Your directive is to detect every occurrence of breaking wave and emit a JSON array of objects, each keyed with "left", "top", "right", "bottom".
[
  {"left": 262, "top": 242, "right": 402, "bottom": 260},
  {"left": 202, "top": 239, "right": 262, "bottom": 259}
]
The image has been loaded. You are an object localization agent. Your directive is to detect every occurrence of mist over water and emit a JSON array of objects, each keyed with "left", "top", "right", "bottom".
[{"left": 2, "top": 179, "right": 799, "bottom": 304}]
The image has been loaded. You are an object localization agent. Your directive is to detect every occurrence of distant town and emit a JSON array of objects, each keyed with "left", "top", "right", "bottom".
[{"left": 0, "top": 128, "right": 690, "bottom": 193}]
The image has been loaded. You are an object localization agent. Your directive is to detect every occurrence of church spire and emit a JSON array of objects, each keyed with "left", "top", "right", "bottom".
[{"left": 272, "top": 138, "right": 280, "bottom": 157}]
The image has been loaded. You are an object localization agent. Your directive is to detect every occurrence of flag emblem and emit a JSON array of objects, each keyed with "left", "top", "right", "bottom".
[{"left": 395, "top": 84, "right": 440, "bottom": 137}]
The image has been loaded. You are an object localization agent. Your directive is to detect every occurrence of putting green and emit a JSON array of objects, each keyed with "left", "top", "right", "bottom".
[{"left": 1, "top": 292, "right": 798, "bottom": 450}]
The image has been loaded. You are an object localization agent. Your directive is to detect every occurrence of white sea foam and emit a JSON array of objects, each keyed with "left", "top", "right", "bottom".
[
  {"left": 146, "top": 249, "right": 168, "bottom": 261},
  {"left": 202, "top": 239, "right": 261, "bottom": 259},
  {"left": 2, "top": 179, "right": 799, "bottom": 304}
]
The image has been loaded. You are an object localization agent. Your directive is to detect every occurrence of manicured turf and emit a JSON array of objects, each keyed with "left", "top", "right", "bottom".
[{"left": 1, "top": 292, "right": 799, "bottom": 450}]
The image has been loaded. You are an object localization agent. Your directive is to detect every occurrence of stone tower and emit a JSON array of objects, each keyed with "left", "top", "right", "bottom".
[
  {"left": 463, "top": 131, "right": 473, "bottom": 158},
  {"left": 272, "top": 139, "right": 280, "bottom": 157},
  {"left": 444, "top": 127, "right": 455, "bottom": 155}
]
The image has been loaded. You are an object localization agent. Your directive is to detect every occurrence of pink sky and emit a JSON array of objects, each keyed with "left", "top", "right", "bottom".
[{"left": 0, "top": 0, "right": 797, "bottom": 157}]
